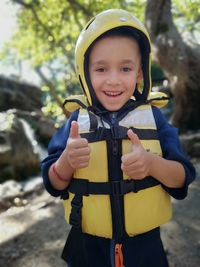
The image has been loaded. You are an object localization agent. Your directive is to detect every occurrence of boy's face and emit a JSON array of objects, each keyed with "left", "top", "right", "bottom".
[{"left": 89, "top": 35, "right": 143, "bottom": 111}]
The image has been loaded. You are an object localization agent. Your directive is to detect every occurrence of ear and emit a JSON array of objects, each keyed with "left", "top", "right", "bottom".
[{"left": 136, "top": 67, "right": 143, "bottom": 83}]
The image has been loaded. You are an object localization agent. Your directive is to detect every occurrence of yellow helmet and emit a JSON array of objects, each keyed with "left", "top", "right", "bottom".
[{"left": 75, "top": 9, "right": 152, "bottom": 107}]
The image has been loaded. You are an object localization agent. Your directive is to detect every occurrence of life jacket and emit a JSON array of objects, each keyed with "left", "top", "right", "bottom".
[{"left": 63, "top": 96, "right": 172, "bottom": 240}]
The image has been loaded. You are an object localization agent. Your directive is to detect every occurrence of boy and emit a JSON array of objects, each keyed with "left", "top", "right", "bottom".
[{"left": 41, "top": 9, "right": 195, "bottom": 267}]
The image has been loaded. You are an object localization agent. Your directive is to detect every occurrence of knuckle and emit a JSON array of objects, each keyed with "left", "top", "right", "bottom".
[
  {"left": 80, "top": 162, "right": 88, "bottom": 168},
  {"left": 67, "top": 142, "right": 73, "bottom": 149},
  {"left": 82, "top": 138, "right": 88, "bottom": 145},
  {"left": 86, "top": 147, "right": 91, "bottom": 154}
]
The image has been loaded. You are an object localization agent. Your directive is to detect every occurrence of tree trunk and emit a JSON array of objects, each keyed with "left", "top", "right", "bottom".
[{"left": 145, "top": 0, "right": 200, "bottom": 131}]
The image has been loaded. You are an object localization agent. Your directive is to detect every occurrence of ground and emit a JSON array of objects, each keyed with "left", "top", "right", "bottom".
[{"left": 0, "top": 162, "right": 200, "bottom": 267}]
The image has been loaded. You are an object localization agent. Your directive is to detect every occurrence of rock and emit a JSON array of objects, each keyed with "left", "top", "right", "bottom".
[
  {"left": 0, "top": 180, "right": 23, "bottom": 199},
  {"left": 0, "top": 75, "right": 55, "bottom": 183},
  {"left": 192, "top": 143, "right": 200, "bottom": 157},
  {"left": 0, "top": 177, "right": 44, "bottom": 211},
  {"left": 23, "top": 176, "right": 43, "bottom": 195},
  {"left": 0, "top": 75, "right": 42, "bottom": 112},
  {"left": 0, "top": 111, "right": 40, "bottom": 182},
  {"left": 36, "top": 116, "right": 56, "bottom": 143},
  {"left": 13, "top": 109, "right": 56, "bottom": 145},
  {"left": 0, "top": 180, "right": 23, "bottom": 211},
  {"left": 0, "top": 132, "right": 12, "bottom": 164},
  {"left": 180, "top": 132, "right": 200, "bottom": 157}
]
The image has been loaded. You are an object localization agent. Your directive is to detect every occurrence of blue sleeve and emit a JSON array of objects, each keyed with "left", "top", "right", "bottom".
[
  {"left": 152, "top": 106, "right": 196, "bottom": 200},
  {"left": 41, "top": 110, "right": 79, "bottom": 197}
]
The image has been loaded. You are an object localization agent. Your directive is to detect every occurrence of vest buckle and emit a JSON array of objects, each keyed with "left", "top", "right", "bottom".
[
  {"left": 111, "top": 126, "right": 119, "bottom": 138},
  {"left": 131, "top": 180, "right": 138, "bottom": 193},
  {"left": 111, "top": 181, "right": 124, "bottom": 196}
]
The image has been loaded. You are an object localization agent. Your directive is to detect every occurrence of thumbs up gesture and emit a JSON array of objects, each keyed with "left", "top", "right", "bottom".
[
  {"left": 121, "top": 129, "right": 152, "bottom": 179},
  {"left": 66, "top": 121, "right": 91, "bottom": 169}
]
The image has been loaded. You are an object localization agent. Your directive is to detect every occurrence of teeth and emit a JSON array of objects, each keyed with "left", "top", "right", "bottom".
[{"left": 104, "top": 91, "right": 122, "bottom": 96}]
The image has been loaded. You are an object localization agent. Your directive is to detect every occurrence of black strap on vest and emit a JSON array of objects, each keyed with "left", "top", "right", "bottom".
[
  {"left": 69, "top": 194, "right": 83, "bottom": 228},
  {"left": 68, "top": 177, "right": 159, "bottom": 228},
  {"left": 81, "top": 126, "right": 158, "bottom": 142},
  {"left": 69, "top": 176, "right": 159, "bottom": 196},
  {"left": 63, "top": 98, "right": 88, "bottom": 109}
]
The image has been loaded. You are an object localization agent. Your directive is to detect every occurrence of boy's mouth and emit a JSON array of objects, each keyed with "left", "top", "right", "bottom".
[{"left": 104, "top": 91, "right": 123, "bottom": 97}]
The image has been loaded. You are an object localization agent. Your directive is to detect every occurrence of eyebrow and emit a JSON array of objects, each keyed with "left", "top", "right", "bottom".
[
  {"left": 90, "top": 60, "right": 107, "bottom": 66},
  {"left": 90, "top": 59, "right": 136, "bottom": 66},
  {"left": 121, "top": 59, "right": 136, "bottom": 64}
]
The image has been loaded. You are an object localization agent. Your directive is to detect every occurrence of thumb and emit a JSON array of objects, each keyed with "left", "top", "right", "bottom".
[
  {"left": 127, "top": 129, "right": 141, "bottom": 146},
  {"left": 69, "top": 121, "right": 80, "bottom": 138}
]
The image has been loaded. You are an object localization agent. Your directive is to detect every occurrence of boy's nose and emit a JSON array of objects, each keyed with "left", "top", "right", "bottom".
[
  {"left": 106, "top": 80, "right": 121, "bottom": 86},
  {"left": 106, "top": 72, "right": 121, "bottom": 86}
]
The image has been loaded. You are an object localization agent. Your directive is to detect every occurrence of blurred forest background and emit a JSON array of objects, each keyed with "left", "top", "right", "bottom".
[{"left": 0, "top": 0, "right": 200, "bottom": 267}]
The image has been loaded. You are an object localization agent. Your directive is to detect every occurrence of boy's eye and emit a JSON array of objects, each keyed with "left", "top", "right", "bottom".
[
  {"left": 122, "top": 67, "right": 132, "bottom": 72},
  {"left": 96, "top": 67, "right": 106, "bottom": 72}
]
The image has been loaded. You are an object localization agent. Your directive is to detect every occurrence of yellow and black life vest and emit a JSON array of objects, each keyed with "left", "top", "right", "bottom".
[{"left": 63, "top": 97, "right": 172, "bottom": 240}]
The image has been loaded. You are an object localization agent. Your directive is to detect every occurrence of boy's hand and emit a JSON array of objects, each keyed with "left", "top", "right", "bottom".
[
  {"left": 66, "top": 121, "right": 91, "bottom": 169},
  {"left": 121, "top": 129, "right": 152, "bottom": 179}
]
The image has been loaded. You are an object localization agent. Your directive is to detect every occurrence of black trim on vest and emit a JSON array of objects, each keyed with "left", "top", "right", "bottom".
[
  {"left": 107, "top": 139, "right": 126, "bottom": 242},
  {"left": 63, "top": 98, "right": 88, "bottom": 109},
  {"left": 68, "top": 176, "right": 160, "bottom": 196},
  {"left": 146, "top": 96, "right": 170, "bottom": 104},
  {"left": 88, "top": 111, "right": 98, "bottom": 131},
  {"left": 69, "top": 194, "right": 83, "bottom": 228},
  {"left": 80, "top": 127, "right": 158, "bottom": 142}
]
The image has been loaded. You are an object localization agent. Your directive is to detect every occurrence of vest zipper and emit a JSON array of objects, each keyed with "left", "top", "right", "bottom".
[
  {"left": 108, "top": 112, "right": 125, "bottom": 242},
  {"left": 111, "top": 140, "right": 124, "bottom": 242},
  {"left": 112, "top": 140, "right": 118, "bottom": 156}
]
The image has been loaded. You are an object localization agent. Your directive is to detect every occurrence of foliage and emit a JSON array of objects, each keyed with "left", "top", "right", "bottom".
[
  {"left": 172, "top": 0, "right": 200, "bottom": 35},
  {"left": 0, "top": 0, "right": 199, "bottom": 123},
  {"left": 0, "top": 0, "right": 146, "bottom": 122}
]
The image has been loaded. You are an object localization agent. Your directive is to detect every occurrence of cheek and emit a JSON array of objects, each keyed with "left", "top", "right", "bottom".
[
  {"left": 89, "top": 73, "right": 96, "bottom": 88},
  {"left": 90, "top": 75, "right": 103, "bottom": 91},
  {"left": 126, "top": 76, "right": 137, "bottom": 89}
]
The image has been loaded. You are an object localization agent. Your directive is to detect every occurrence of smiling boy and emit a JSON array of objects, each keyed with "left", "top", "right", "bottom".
[
  {"left": 89, "top": 35, "right": 143, "bottom": 111},
  {"left": 41, "top": 9, "right": 195, "bottom": 267}
]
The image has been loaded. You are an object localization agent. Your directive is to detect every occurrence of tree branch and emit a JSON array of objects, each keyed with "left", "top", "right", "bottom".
[
  {"left": 12, "top": 0, "right": 56, "bottom": 42},
  {"left": 11, "top": 0, "right": 34, "bottom": 8},
  {"left": 35, "top": 67, "right": 70, "bottom": 117},
  {"left": 145, "top": 0, "right": 173, "bottom": 41},
  {"left": 68, "top": 0, "right": 93, "bottom": 19},
  {"left": 145, "top": 0, "right": 188, "bottom": 83}
]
